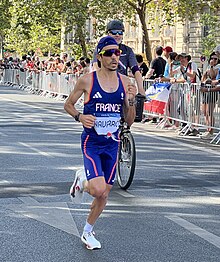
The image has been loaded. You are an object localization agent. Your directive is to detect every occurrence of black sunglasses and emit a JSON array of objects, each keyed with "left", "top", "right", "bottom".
[
  {"left": 109, "top": 30, "right": 123, "bottom": 35},
  {"left": 99, "top": 49, "right": 122, "bottom": 57},
  {"left": 211, "top": 57, "right": 218, "bottom": 60}
]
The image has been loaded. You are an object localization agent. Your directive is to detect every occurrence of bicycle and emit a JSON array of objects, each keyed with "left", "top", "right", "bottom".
[
  {"left": 117, "top": 93, "right": 145, "bottom": 190},
  {"left": 117, "top": 120, "right": 136, "bottom": 190}
]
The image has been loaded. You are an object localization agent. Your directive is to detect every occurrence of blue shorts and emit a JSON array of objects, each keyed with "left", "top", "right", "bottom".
[{"left": 81, "top": 132, "right": 119, "bottom": 185}]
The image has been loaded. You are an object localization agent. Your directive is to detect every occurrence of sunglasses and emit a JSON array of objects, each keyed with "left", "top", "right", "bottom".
[
  {"left": 109, "top": 30, "right": 123, "bottom": 35},
  {"left": 99, "top": 49, "right": 122, "bottom": 57},
  {"left": 211, "top": 57, "right": 218, "bottom": 60}
]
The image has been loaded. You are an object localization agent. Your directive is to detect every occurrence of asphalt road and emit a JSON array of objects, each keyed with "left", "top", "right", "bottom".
[{"left": 0, "top": 84, "right": 220, "bottom": 262}]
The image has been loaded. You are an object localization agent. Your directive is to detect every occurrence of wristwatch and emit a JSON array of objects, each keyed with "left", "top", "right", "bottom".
[{"left": 74, "top": 112, "right": 81, "bottom": 122}]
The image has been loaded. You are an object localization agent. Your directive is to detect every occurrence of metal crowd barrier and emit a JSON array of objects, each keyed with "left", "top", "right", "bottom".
[
  {"left": 2, "top": 69, "right": 220, "bottom": 144},
  {"left": 3, "top": 69, "right": 79, "bottom": 100},
  {"left": 143, "top": 82, "right": 220, "bottom": 144}
]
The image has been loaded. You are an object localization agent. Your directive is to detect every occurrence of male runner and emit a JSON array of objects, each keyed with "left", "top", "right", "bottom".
[{"left": 64, "top": 36, "right": 137, "bottom": 250}]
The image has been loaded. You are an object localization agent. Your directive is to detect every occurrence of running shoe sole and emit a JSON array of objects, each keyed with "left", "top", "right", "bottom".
[
  {"left": 69, "top": 174, "right": 84, "bottom": 204},
  {"left": 81, "top": 234, "right": 101, "bottom": 250}
]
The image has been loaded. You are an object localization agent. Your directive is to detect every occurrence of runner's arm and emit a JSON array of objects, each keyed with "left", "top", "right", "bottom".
[
  {"left": 64, "top": 74, "right": 96, "bottom": 128},
  {"left": 122, "top": 76, "right": 136, "bottom": 126}
]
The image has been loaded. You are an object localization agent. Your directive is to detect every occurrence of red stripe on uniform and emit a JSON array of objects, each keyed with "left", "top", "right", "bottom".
[
  {"left": 107, "top": 140, "right": 120, "bottom": 184},
  {"left": 83, "top": 135, "right": 99, "bottom": 177}
]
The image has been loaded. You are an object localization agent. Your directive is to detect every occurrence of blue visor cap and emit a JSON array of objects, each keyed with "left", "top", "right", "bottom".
[{"left": 97, "top": 36, "right": 118, "bottom": 53}]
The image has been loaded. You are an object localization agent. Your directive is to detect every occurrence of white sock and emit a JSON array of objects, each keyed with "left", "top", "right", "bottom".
[{"left": 83, "top": 221, "right": 93, "bottom": 233}]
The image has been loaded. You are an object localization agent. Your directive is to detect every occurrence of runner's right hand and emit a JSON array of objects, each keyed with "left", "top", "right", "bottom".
[{"left": 79, "top": 114, "right": 96, "bottom": 128}]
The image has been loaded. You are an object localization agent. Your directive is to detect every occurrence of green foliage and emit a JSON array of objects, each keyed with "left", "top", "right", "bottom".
[
  {"left": 199, "top": 13, "right": 219, "bottom": 56},
  {"left": 88, "top": 0, "right": 135, "bottom": 37},
  {"left": 1, "top": 0, "right": 220, "bottom": 60},
  {"left": 4, "top": 0, "right": 62, "bottom": 55},
  {"left": 67, "top": 43, "right": 94, "bottom": 59},
  {"left": 0, "top": 1, "right": 12, "bottom": 37}
]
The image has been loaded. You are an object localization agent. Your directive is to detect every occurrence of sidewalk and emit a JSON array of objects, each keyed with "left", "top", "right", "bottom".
[{"left": 132, "top": 120, "right": 220, "bottom": 150}]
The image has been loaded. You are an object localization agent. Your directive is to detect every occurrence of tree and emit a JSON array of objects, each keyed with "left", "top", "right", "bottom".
[
  {"left": 146, "top": 0, "right": 220, "bottom": 57},
  {"left": 5, "top": 0, "right": 61, "bottom": 56},
  {"left": 4, "top": 0, "right": 91, "bottom": 57},
  {"left": 61, "top": 0, "right": 90, "bottom": 57},
  {"left": 0, "top": 0, "right": 12, "bottom": 57},
  {"left": 89, "top": 0, "right": 154, "bottom": 62},
  {"left": 199, "top": 13, "right": 219, "bottom": 57}
]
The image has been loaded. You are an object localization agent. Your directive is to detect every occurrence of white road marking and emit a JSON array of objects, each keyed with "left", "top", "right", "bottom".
[
  {"left": 205, "top": 186, "right": 220, "bottom": 193},
  {"left": 0, "top": 180, "right": 11, "bottom": 185},
  {"left": 9, "top": 197, "right": 80, "bottom": 237},
  {"left": 166, "top": 215, "right": 220, "bottom": 249},
  {"left": 0, "top": 97, "right": 64, "bottom": 115},
  {"left": 116, "top": 191, "right": 135, "bottom": 198},
  {"left": 19, "top": 196, "right": 40, "bottom": 205},
  {"left": 172, "top": 175, "right": 186, "bottom": 179},
  {"left": 0, "top": 132, "right": 8, "bottom": 137},
  {"left": 19, "top": 142, "right": 53, "bottom": 157}
]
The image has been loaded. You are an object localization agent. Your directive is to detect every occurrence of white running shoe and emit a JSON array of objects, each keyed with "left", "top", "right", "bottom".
[
  {"left": 200, "top": 132, "right": 214, "bottom": 139},
  {"left": 81, "top": 231, "right": 101, "bottom": 250},
  {"left": 69, "top": 168, "right": 86, "bottom": 203}
]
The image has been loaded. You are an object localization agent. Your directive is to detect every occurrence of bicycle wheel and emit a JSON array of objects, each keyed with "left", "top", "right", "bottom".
[{"left": 117, "top": 131, "right": 136, "bottom": 190}]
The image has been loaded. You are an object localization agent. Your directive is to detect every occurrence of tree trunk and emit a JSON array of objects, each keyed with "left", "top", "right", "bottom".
[
  {"left": 79, "top": 36, "right": 87, "bottom": 58},
  {"left": 0, "top": 35, "right": 3, "bottom": 59},
  {"left": 77, "top": 27, "right": 87, "bottom": 58},
  {"left": 60, "top": 20, "right": 66, "bottom": 52},
  {"left": 137, "top": 8, "right": 152, "bottom": 63}
]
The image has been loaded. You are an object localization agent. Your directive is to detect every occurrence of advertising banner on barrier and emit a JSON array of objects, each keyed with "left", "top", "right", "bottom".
[{"left": 144, "top": 82, "right": 171, "bottom": 114}]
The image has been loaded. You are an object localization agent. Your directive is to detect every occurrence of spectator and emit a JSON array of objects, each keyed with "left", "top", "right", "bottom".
[
  {"left": 163, "top": 46, "right": 173, "bottom": 60},
  {"left": 61, "top": 53, "right": 68, "bottom": 63},
  {"left": 173, "top": 53, "right": 199, "bottom": 136},
  {"left": 163, "top": 52, "right": 178, "bottom": 78},
  {"left": 46, "top": 57, "right": 56, "bottom": 72},
  {"left": 174, "top": 53, "right": 199, "bottom": 84},
  {"left": 145, "top": 46, "right": 166, "bottom": 79},
  {"left": 65, "top": 59, "right": 74, "bottom": 74},
  {"left": 55, "top": 57, "right": 64, "bottom": 74},
  {"left": 20, "top": 55, "right": 27, "bottom": 71},
  {"left": 135, "top": 54, "right": 149, "bottom": 77},
  {"left": 26, "top": 56, "right": 35, "bottom": 70},
  {"left": 200, "top": 52, "right": 220, "bottom": 139},
  {"left": 0, "top": 59, "right": 4, "bottom": 82},
  {"left": 82, "top": 58, "right": 91, "bottom": 75},
  {"left": 214, "top": 45, "right": 220, "bottom": 59},
  {"left": 160, "top": 52, "right": 181, "bottom": 129}
]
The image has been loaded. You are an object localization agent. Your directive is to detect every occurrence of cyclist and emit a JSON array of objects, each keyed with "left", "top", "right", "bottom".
[
  {"left": 64, "top": 36, "right": 137, "bottom": 250},
  {"left": 92, "top": 19, "right": 145, "bottom": 96}
]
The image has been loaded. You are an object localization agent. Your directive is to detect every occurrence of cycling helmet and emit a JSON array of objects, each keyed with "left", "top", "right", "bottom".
[{"left": 106, "top": 20, "right": 125, "bottom": 32}]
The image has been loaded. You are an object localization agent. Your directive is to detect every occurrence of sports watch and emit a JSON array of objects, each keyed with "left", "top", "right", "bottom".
[{"left": 74, "top": 112, "right": 81, "bottom": 122}]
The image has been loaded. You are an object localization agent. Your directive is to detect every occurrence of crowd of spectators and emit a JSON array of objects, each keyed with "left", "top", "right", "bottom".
[
  {"left": 142, "top": 45, "right": 220, "bottom": 139},
  {"left": 0, "top": 53, "right": 91, "bottom": 76},
  {"left": 1, "top": 45, "right": 220, "bottom": 140}
]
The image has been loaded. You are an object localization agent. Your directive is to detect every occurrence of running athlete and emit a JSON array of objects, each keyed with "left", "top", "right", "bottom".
[
  {"left": 64, "top": 36, "right": 137, "bottom": 250},
  {"left": 92, "top": 20, "right": 145, "bottom": 96}
]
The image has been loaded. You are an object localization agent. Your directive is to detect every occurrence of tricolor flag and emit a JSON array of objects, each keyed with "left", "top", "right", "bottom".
[{"left": 144, "top": 82, "right": 171, "bottom": 114}]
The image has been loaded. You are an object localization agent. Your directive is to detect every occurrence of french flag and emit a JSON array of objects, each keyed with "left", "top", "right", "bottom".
[{"left": 144, "top": 82, "right": 171, "bottom": 114}]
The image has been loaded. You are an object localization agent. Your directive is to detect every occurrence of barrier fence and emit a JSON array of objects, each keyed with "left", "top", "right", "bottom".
[{"left": 2, "top": 69, "right": 220, "bottom": 144}]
